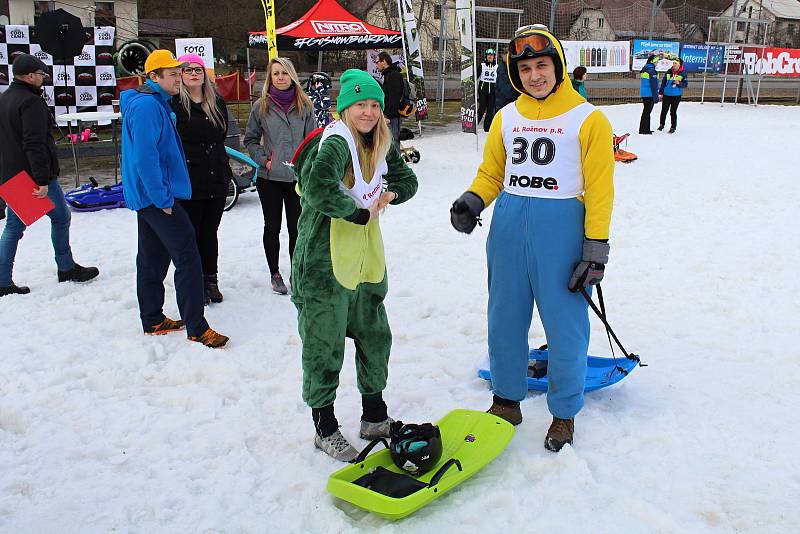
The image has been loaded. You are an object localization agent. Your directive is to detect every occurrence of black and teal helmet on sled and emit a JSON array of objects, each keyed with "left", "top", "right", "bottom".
[{"left": 389, "top": 421, "right": 443, "bottom": 476}]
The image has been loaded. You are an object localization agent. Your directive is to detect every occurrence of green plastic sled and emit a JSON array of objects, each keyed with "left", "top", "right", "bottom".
[{"left": 327, "top": 409, "right": 515, "bottom": 520}]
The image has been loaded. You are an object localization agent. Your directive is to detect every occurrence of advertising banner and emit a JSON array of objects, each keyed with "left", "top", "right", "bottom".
[
  {"left": 366, "top": 49, "right": 404, "bottom": 82},
  {"left": 456, "top": 0, "right": 476, "bottom": 134},
  {"left": 632, "top": 40, "right": 680, "bottom": 71},
  {"left": 175, "top": 38, "right": 215, "bottom": 75},
  {"left": 261, "top": 0, "right": 277, "bottom": 60},
  {"left": 561, "top": 41, "right": 630, "bottom": 73},
  {"left": 0, "top": 25, "right": 116, "bottom": 122},
  {"left": 736, "top": 46, "right": 800, "bottom": 77},
  {"left": 398, "top": 0, "right": 428, "bottom": 120},
  {"left": 680, "top": 43, "right": 724, "bottom": 73}
]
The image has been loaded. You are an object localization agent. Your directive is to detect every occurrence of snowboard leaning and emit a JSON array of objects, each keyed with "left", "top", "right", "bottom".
[
  {"left": 327, "top": 409, "right": 514, "bottom": 520},
  {"left": 477, "top": 347, "right": 639, "bottom": 392}
]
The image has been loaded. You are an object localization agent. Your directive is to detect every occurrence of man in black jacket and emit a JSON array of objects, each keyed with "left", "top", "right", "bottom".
[
  {"left": 0, "top": 54, "right": 99, "bottom": 297},
  {"left": 376, "top": 51, "right": 404, "bottom": 150}
]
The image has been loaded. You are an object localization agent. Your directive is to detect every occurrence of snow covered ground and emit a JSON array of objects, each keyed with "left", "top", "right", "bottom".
[{"left": 1, "top": 103, "right": 798, "bottom": 533}]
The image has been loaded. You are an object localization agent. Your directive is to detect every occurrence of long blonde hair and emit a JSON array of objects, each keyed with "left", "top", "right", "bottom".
[
  {"left": 339, "top": 106, "right": 392, "bottom": 188},
  {"left": 179, "top": 66, "right": 226, "bottom": 130},
  {"left": 259, "top": 57, "right": 312, "bottom": 116}
]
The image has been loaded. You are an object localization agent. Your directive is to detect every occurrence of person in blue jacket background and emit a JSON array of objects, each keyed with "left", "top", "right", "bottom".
[
  {"left": 638, "top": 54, "right": 660, "bottom": 134},
  {"left": 571, "top": 66, "right": 588, "bottom": 100},
  {"left": 121, "top": 49, "right": 228, "bottom": 348},
  {"left": 658, "top": 58, "right": 688, "bottom": 134}
]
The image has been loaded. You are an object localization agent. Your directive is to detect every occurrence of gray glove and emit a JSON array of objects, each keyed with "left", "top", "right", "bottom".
[
  {"left": 568, "top": 239, "right": 609, "bottom": 292},
  {"left": 450, "top": 192, "right": 484, "bottom": 234}
]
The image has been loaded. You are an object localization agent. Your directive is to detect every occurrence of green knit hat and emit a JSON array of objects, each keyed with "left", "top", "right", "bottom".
[{"left": 336, "top": 69, "right": 384, "bottom": 113}]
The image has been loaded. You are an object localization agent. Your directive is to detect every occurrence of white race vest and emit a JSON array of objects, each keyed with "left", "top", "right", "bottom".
[
  {"left": 319, "top": 120, "right": 387, "bottom": 209},
  {"left": 500, "top": 102, "right": 595, "bottom": 199},
  {"left": 479, "top": 63, "right": 498, "bottom": 84}
]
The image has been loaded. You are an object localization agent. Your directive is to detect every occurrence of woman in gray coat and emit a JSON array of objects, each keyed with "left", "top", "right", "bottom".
[{"left": 244, "top": 57, "right": 315, "bottom": 294}]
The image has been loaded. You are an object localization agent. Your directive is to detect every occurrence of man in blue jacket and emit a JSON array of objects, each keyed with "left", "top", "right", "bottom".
[
  {"left": 638, "top": 54, "right": 660, "bottom": 134},
  {"left": 658, "top": 58, "right": 688, "bottom": 134},
  {"left": 121, "top": 50, "right": 228, "bottom": 348}
]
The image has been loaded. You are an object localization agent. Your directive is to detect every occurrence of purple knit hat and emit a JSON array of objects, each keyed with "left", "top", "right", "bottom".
[{"left": 177, "top": 53, "right": 206, "bottom": 68}]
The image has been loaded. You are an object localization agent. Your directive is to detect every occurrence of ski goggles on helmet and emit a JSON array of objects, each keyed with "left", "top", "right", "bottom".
[{"left": 508, "top": 30, "right": 556, "bottom": 60}]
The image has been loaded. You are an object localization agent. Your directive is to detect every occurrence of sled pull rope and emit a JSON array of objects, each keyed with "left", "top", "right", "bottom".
[{"left": 580, "top": 285, "right": 646, "bottom": 367}]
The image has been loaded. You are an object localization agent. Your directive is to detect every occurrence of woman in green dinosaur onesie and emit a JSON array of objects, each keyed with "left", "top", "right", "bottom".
[{"left": 290, "top": 69, "right": 418, "bottom": 462}]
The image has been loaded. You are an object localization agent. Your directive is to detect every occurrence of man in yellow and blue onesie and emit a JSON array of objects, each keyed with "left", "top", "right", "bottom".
[{"left": 450, "top": 25, "right": 614, "bottom": 452}]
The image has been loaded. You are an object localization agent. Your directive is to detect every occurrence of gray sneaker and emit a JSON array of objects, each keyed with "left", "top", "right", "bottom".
[
  {"left": 314, "top": 429, "right": 359, "bottom": 462},
  {"left": 360, "top": 417, "right": 394, "bottom": 440},
  {"left": 271, "top": 273, "right": 288, "bottom": 295}
]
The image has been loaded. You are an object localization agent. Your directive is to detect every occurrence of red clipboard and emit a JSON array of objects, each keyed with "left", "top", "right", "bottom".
[{"left": 0, "top": 171, "right": 55, "bottom": 226}]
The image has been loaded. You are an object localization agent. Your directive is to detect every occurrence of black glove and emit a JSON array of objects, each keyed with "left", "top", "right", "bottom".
[
  {"left": 568, "top": 239, "right": 609, "bottom": 292},
  {"left": 450, "top": 192, "right": 484, "bottom": 234}
]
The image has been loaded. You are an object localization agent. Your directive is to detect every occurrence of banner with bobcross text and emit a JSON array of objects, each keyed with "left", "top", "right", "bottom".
[
  {"left": 456, "top": 0, "right": 476, "bottom": 134},
  {"left": 725, "top": 46, "right": 800, "bottom": 77},
  {"left": 398, "top": 0, "right": 428, "bottom": 120}
]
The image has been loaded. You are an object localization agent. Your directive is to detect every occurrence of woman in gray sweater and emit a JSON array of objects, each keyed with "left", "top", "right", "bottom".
[{"left": 244, "top": 57, "right": 315, "bottom": 294}]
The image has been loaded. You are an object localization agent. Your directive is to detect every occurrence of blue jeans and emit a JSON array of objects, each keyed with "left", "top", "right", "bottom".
[
  {"left": 0, "top": 180, "right": 75, "bottom": 286},
  {"left": 486, "top": 193, "right": 590, "bottom": 419},
  {"left": 388, "top": 117, "right": 402, "bottom": 153}
]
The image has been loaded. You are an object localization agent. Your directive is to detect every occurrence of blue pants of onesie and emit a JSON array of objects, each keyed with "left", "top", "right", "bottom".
[{"left": 486, "top": 193, "right": 590, "bottom": 420}]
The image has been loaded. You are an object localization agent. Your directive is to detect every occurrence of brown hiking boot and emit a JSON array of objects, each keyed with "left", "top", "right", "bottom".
[
  {"left": 144, "top": 317, "right": 185, "bottom": 335},
  {"left": 544, "top": 417, "right": 574, "bottom": 452},
  {"left": 487, "top": 402, "right": 523, "bottom": 426},
  {"left": 188, "top": 327, "right": 229, "bottom": 348}
]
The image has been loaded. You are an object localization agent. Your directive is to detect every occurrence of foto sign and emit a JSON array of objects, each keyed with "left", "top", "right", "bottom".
[{"left": 175, "top": 38, "right": 215, "bottom": 74}]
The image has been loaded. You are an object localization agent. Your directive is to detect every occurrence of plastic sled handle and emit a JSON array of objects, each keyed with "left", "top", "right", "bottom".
[
  {"left": 428, "top": 458, "right": 463, "bottom": 488},
  {"left": 225, "top": 146, "right": 260, "bottom": 169},
  {"left": 352, "top": 438, "right": 389, "bottom": 464}
]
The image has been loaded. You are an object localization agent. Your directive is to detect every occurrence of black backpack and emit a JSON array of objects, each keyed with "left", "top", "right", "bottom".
[{"left": 397, "top": 78, "right": 416, "bottom": 118}]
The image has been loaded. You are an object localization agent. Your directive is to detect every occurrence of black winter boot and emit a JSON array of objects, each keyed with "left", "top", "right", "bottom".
[
  {"left": 57, "top": 263, "right": 99, "bottom": 283},
  {"left": 204, "top": 274, "right": 223, "bottom": 303},
  {"left": 0, "top": 283, "right": 31, "bottom": 297}
]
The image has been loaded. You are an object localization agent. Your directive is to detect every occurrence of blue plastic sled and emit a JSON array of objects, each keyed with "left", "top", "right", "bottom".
[
  {"left": 477, "top": 347, "right": 640, "bottom": 392},
  {"left": 64, "top": 182, "right": 126, "bottom": 212}
]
